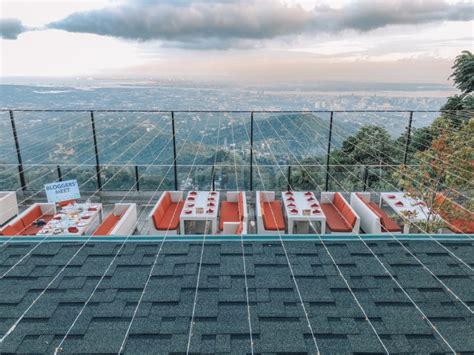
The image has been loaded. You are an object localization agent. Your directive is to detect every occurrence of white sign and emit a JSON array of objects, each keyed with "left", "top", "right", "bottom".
[{"left": 44, "top": 179, "right": 81, "bottom": 203}]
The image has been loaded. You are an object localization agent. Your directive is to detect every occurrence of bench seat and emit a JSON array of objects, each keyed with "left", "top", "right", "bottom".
[
  {"left": 0, "top": 204, "right": 55, "bottom": 236},
  {"left": 262, "top": 201, "right": 285, "bottom": 231},
  {"left": 321, "top": 192, "right": 358, "bottom": 233},
  {"left": 154, "top": 201, "right": 185, "bottom": 230},
  {"left": 93, "top": 214, "right": 121, "bottom": 236},
  {"left": 220, "top": 201, "right": 240, "bottom": 231},
  {"left": 321, "top": 204, "right": 352, "bottom": 232},
  {"left": 434, "top": 194, "right": 474, "bottom": 233}
]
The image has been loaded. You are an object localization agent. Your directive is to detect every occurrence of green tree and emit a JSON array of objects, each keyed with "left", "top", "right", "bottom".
[
  {"left": 440, "top": 50, "right": 474, "bottom": 126},
  {"left": 396, "top": 119, "right": 473, "bottom": 232},
  {"left": 332, "top": 125, "right": 398, "bottom": 165},
  {"left": 449, "top": 50, "right": 474, "bottom": 95}
]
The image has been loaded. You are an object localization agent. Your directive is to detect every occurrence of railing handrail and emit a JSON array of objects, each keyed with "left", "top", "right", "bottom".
[
  {"left": 0, "top": 109, "right": 464, "bottom": 113},
  {"left": 0, "top": 163, "right": 422, "bottom": 168}
]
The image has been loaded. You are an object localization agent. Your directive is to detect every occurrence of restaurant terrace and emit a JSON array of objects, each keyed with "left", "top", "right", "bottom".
[{"left": 0, "top": 109, "right": 472, "bottom": 353}]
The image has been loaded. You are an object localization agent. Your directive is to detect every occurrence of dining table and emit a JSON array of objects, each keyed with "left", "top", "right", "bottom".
[
  {"left": 380, "top": 192, "right": 438, "bottom": 234},
  {"left": 36, "top": 202, "right": 103, "bottom": 236},
  {"left": 282, "top": 191, "right": 326, "bottom": 234},
  {"left": 180, "top": 191, "right": 220, "bottom": 235}
]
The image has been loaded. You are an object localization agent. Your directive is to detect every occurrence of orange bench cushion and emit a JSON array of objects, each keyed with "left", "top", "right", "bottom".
[
  {"left": 220, "top": 201, "right": 239, "bottom": 231},
  {"left": 93, "top": 213, "right": 121, "bottom": 236},
  {"left": 21, "top": 205, "right": 43, "bottom": 228},
  {"left": 367, "top": 201, "right": 402, "bottom": 232},
  {"left": 434, "top": 194, "right": 474, "bottom": 233},
  {"left": 356, "top": 194, "right": 401, "bottom": 232},
  {"left": 153, "top": 201, "right": 184, "bottom": 231},
  {"left": 1, "top": 207, "right": 54, "bottom": 236},
  {"left": 1, "top": 222, "right": 24, "bottom": 236},
  {"left": 262, "top": 201, "right": 285, "bottom": 231},
  {"left": 321, "top": 203, "right": 352, "bottom": 232},
  {"left": 334, "top": 193, "right": 356, "bottom": 228},
  {"left": 446, "top": 218, "right": 474, "bottom": 234}
]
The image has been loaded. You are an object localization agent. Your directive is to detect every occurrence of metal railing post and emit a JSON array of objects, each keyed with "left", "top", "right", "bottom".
[
  {"left": 287, "top": 165, "right": 291, "bottom": 191},
  {"left": 403, "top": 111, "right": 414, "bottom": 165},
  {"left": 135, "top": 165, "right": 140, "bottom": 191},
  {"left": 325, "top": 111, "right": 334, "bottom": 191},
  {"left": 90, "top": 111, "right": 102, "bottom": 191},
  {"left": 249, "top": 111, "right": 254, "bottom": 191},
  {"left": 9, "top": 110, "right": 27, "bottom": 191},
  {"left": 171, "top": 111, "right": 178, "bottom": 190},
  {"left": 57, "top": 165, "right": 63, "bottom": 182},
  {"left": 211, "top": 164, "right": 215, "bottom": 191},
  {"left": 362, "top": 165, "right": 369, "bottom": 191}
]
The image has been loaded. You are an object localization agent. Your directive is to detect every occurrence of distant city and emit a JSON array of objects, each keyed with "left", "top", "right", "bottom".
[{"left": 0, "top": 80, "right": 455, "bottom": 191}]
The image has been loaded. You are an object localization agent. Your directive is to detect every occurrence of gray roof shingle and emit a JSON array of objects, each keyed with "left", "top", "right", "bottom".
[{"left": 0, "top": 240, "right": 473, "bottom": 354}]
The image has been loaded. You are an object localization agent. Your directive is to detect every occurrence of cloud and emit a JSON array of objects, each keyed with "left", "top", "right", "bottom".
[
  {"left": 315, "top": 0, "right": 474, "bottom": 32},
  {"left": 0, "top": 18, "right": 26, "bottom": 39},
  {"left": 5, "top": 0, "right": 474, "bottom": 48},
  {"left": 47, "top": 1, "right": 310, "bottom": 43}
]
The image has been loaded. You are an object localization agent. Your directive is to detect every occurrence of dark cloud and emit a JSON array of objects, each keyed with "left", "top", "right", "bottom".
[
  {"left": 4, "top": 0, "right": 474, "bottom": 47},
  {"left": 48, "top": 1, "right": 310, "bottom": 42},
  {"left": 0, "top": 18, "right": 26, "bottom": 39}
]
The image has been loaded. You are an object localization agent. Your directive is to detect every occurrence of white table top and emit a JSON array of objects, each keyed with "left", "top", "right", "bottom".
[
  {"left": 281, "top": 191, "right": 326, "bottom": 221},
  {"left": 181, "top": 191, "right": 220, "bottom": 219},
  {"left": 380, "top": 192, "right": 436, "bottom": 222},
  {"left": 37, "top": 202, "right": 102, "bottom": 236}
]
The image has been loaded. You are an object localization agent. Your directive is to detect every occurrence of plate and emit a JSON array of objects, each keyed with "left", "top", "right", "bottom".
[
  {"left": 184, "top": 210, "right": 192, "bottom": 214},
  {"left": 187, "top": 196, "right": 195, "bottom": 201},
  {"left": 190, "top": 191, "right": 197, "bottom": 195},
  {"left": 186, "top": 203, "right": 195, "bottom": 207},
  {"left": 207, "top": 208, "right": 215, "bottom": 213}
]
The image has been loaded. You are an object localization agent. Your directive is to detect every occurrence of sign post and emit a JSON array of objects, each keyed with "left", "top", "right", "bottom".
[{"left": 44, "top": 179, "right": 80, "bottom": 204}]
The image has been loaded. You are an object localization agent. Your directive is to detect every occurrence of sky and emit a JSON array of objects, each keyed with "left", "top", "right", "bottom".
[{"left": 0, "top": 0, "right": 473, "bottom": 83}]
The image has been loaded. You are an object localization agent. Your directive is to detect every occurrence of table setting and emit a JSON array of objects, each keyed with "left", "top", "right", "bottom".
[{"left": 37, "top": 202, "right": 102, "bottom": 235}]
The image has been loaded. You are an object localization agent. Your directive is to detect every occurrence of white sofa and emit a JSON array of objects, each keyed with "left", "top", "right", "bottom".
[
  {"left": 0, "top": 191, "right": 18, "bottom": 226},
  {"left": 1, "top": 203, "right": 55, "bottom": 236},
  {"left": 256, "top": 191, "right": 286, "bottom": 235},
  {"left": 221, "top": 191, "right": 248, "bottom": 235},
  {"left": 350, "top": 192, "right": 402, "bottom": 234},
  {"left": 320, "top": 192, "right": 360, "bottom": 234},
  {"left": 148, "top": 191, "right": 184, "bottom": 235},
  {"left": 93, "top": 203, "right": 137, "bottom": 236}
]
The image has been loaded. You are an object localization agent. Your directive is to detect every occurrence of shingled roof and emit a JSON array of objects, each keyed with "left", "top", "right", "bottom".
[{"left": 0, "top": 239, "right": 473, "bottom": 354}]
